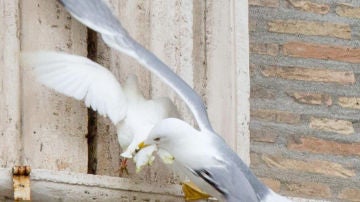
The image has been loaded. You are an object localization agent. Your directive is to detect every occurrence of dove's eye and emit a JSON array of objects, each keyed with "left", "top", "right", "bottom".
[{"left": 154, "top": 137, "right": 161, "bottom": 141}]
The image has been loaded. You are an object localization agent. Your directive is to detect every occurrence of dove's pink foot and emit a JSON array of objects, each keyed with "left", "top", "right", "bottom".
[{"left": 118, "top": 158, "right": 129, "bottom": 177}]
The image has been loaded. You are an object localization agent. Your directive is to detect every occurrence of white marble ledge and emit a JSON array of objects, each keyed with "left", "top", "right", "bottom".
[{"left": 0, "top": 168, "right": 330, "bottom": 202}]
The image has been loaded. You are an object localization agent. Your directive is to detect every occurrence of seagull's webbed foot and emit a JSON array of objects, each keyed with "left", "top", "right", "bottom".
[
  {"left": 181, "top": 181, "right": 211, "bottom": 201},
  {"left": 118, "top": 158, "right": 129, "bottom": 177}
]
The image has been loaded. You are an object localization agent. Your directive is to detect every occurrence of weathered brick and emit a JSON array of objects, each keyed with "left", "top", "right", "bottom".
[
  {"left": 250, "top": 63, "right": 256, "bottom": 77},
  {"left": 250, "top": 152, "right": 262, "bottom": 167},
  {"left": 251, "top": 85, "right": 276, "bottom": 99},
  {"left": 287, "top": 92, "right": 332, "bottom": 106},
  {"left": 336, "top": 4, "right": 360, "bottom": 19},
  {"left": 249, "top": 20, "right": 257, "bottom": 32},
  {"left": 310, "top": 117, "right": 354, "bottom": 135},
  {"left": 268, "top": 20, "right": 351, "bottom": 39},
  {"left": 283, "top": 42, "right": 360, "bottom": 64},
  {"left": 250, "top": 130, "right": 278, "bottom": 143},
  {"left": 259, "top": 177, "right": 281, "bottom": 192},
  {"left": 284, "top": 182, "right": 331, "bottom": 198},
  {"left": 262, "top": 154, "right": 355, "bottom": 178},
  {"left": 338, "top": 188, "right": 360, "bottom": 202},
  {"left": 286, "top": 0, "right": 330, "bottom": 14},
  {"left": 251, "top": 109, "right": 301, "bottom": 124},
  {"left": 288, "top": 137, "right": 360, "bottom": 156},
  {"left": 261, "top": 66, "right": 355, "bottom": 84},
  {"left": 249, "top": 0, "right": 279, "bottom": 7},
  {"left": 338, "top": 97, "right": 360, "bottom": 110},
  {"left": 250, "top": 43, "right": 279, "bottom": 56}
]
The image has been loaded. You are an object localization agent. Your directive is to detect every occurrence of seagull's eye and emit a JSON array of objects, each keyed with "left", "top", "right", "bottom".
[{"left": 153, "top": 137, "right": 161, "bottom": 141}]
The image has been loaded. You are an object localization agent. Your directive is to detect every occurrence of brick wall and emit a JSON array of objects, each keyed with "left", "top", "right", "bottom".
[{"left": 249, "top": 0, "right": 360, "bottom": 201}]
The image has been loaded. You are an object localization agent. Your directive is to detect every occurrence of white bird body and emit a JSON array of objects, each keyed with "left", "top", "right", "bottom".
[
  {"left": 145, "top": 118, "right": 291, "bottom": 202},
  {"left": 119, "top": 77, "right": 179, "bottom": 157},
  {"left": 55, "top": 1, "right": 291, "bottom": 201},
  {"left": 21, "top": 52, "right": 179, "bottom": 168}
]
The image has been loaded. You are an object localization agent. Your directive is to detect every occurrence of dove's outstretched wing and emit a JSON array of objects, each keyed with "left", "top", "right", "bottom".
[
  {"left": 59, "top": 0, "right": 213, "bottom": 133},
  {"left": 21, "top": 51, "right": 127, "bottom": 124}
]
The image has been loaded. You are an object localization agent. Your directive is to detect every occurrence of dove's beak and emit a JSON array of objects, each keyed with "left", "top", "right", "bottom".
[{"left": 138, "top": 141, "right": 150, "bottom": 150}]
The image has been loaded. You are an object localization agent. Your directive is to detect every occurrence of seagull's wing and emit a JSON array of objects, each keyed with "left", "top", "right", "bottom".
[
  {"left": 59, "top": 0, "right": 214, "bottom": 132},
  {"left": 58, "top": 0, "right": 126, "bottom": 36},
  {"left": 21, "top": 51, "right": 127, "bottom": 124},
  {"left": 188, "top": 158, "right": 259, "bottom": 202},
  {"left": 215, "top": 141, "right": 291, "bottom": 202}
]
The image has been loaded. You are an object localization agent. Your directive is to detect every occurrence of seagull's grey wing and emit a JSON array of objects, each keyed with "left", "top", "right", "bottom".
[
  {"left": 21, "top": 51, "right": 127, "bottom": 124},
  {"left": 58, "top": 0, "right": 213, "bottom": 132},
  {"left": 217, "top": 137, "right": 278, "bottom": 202},
  {"left": 189, "top": 158, "right": 259, "bottom": 202},
  {"left": 59, "top": 0, "right": 126, "bottom": 35}
]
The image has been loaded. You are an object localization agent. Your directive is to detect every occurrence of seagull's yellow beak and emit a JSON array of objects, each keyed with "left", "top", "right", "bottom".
[{"left": 138, "top": 141, "right": 150, "bottom": 150}]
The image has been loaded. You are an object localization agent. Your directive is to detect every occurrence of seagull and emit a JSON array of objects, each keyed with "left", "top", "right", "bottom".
[
  {"left": 20, "top": 51, "right": 179, "bottom": 173},
  {"left": 141, "top": 118, "right": 290, "bottom": 202},
  {"left": 57, "top": 0, "right": 291, "bottom": 201}
]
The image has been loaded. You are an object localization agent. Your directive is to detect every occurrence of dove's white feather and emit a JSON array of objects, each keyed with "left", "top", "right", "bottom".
[
  {"left": 133, "top": 145, "right": 157, "bottom": 172},
  {"left": 21, "top": 51, "right": 179, "bottom": 170},
  {"left": 21, "top": 52, "right": 127, "bottom": 124},
  {"left": 119, "top": 75, "right": 179, "bottom": 158}
]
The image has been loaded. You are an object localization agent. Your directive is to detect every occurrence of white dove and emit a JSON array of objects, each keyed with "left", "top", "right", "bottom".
[{"left": 20, "top": 51, "right": 179, "bottom": 172}]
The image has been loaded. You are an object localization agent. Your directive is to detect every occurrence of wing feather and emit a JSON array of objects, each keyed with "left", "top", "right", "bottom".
[
  {"left": 190, "top": 161, "right": 258, "bottom": 202},
  {"left": 58, "top": 0, "right": 214, "bottom": 133},
  {"left": 21, "top": 51, "right": 127, "bottom": 124}
]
